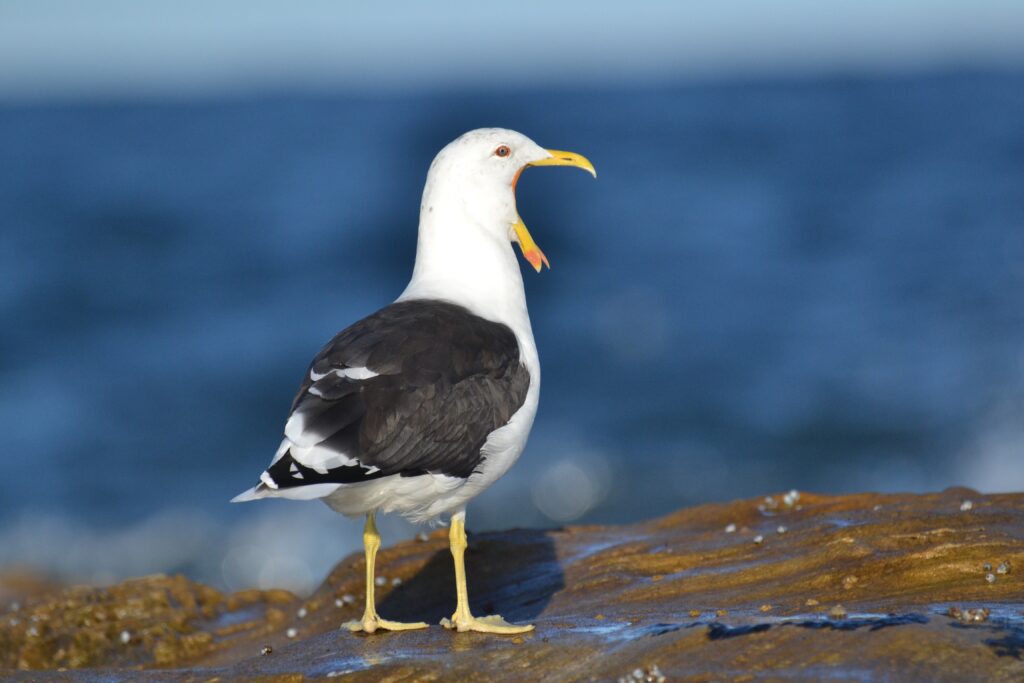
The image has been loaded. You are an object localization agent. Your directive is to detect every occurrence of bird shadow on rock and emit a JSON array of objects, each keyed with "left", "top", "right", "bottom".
[
  {"left": 946, "top": 617, "right": 1024, "bottom": 659},
  {"left": 378, "top": 527, "right": 564, "bottom": 626}
]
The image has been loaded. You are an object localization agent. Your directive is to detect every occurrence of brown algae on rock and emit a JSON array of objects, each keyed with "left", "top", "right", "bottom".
[{"left": 0, "top": 574, "right": 293, "bottom": 670}]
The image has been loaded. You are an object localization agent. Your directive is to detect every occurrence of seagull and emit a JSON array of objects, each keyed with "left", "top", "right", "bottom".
[{"left": 232, "top": 128, "right": 595, "bottom": 634}]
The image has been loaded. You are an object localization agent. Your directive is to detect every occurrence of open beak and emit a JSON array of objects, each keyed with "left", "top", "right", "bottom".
[{"left": 512, "top": 149, "right": 596, "bottom": 273}]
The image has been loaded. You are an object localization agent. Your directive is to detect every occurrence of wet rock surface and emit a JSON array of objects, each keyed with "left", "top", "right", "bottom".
[{"left": 3, "top": 488, "right": 1023, "bottom": 681}]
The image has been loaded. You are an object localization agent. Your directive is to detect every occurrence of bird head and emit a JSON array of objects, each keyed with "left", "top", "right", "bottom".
[{"left": 424, "top": 128, "right": 596, "bottom": 273}]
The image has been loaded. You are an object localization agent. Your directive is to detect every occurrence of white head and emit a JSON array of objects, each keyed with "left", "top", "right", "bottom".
[{"left": 419, "top": 128, "right": 596, "bottom": 272}]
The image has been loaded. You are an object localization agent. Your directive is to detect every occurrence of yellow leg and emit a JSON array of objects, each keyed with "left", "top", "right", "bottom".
[
  {"left": 440, "top": 511, "right": 534, "bottom": 634},
  {"left": 343, "top": 512, "right": 427, "bottom": 634}
]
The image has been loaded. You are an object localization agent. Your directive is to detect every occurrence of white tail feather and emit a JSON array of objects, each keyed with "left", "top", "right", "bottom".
[
  {"left": 230, "top": 481, "right": 342, "bottom": 503},
  {"left": 230, "top": 486, "right": 267, "bottom": 503}
]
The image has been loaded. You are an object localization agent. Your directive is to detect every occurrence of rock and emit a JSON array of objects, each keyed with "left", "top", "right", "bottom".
[
  {"left": 0, "top": 574, "right": 294, "bottom": 672},
  {"left": 2, "top": 489, "right": 1023, "bottom": 681}
]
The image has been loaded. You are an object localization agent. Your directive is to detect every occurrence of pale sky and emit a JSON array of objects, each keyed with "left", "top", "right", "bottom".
[{"left": 1, "top": 0, "right": 1023, "bottom": 99}]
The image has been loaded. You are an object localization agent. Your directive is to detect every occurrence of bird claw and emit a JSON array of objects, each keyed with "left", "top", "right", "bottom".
[
  {"left": 440, "top": 613, "right": 534, "bottom": 634},
  {"left": 343, "top": 616, "right": 428, "bottom": 634}
]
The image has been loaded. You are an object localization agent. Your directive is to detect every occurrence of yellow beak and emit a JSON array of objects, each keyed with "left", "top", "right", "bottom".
[
  {"left": 512, "top": 149, "right": 596, "bottom": 273},
  {"left": 528, "top": 149, "right": 598, "bottom": 178}
]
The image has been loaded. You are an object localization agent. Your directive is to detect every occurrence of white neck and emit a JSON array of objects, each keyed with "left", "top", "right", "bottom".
[{"left": 397, "top": 178, "right": 534, "bottom": 347}]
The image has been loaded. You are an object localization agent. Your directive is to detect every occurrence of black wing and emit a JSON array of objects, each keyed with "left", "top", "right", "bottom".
[{"left": 264, "top": 299, "right": 531, "bottom": 490}]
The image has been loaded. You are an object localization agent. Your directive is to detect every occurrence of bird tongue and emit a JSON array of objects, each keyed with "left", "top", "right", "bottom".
[{"left": 511, "top": 218, "right": 549, "bottom": 273}]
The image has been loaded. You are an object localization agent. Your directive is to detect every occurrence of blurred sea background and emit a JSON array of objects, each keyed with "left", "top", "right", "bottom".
[{"left": 2, "top": 2, "right": 1023, "bottom": 595}]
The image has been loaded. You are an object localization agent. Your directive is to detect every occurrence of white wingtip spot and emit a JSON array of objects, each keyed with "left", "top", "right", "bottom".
[
  {"left": 260, "top": 471, "right": 279, "bottom": 489},
  {"left": 337, "top": 367, "right": 379, "bottom": 380}
]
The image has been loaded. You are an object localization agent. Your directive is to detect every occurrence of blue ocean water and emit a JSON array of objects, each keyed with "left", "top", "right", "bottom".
[{"left": 2, "top": 71, "right": 1023, "bottom": 592}]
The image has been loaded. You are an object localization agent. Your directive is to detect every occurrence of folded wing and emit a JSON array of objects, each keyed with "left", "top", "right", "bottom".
[{"left": 235, "top": 299, "right": 531, "bottom": 501}]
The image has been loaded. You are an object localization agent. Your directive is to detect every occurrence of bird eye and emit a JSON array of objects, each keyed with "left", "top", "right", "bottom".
[{"left": 494, "top": 145, "right": 511, "bottom": 158}]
